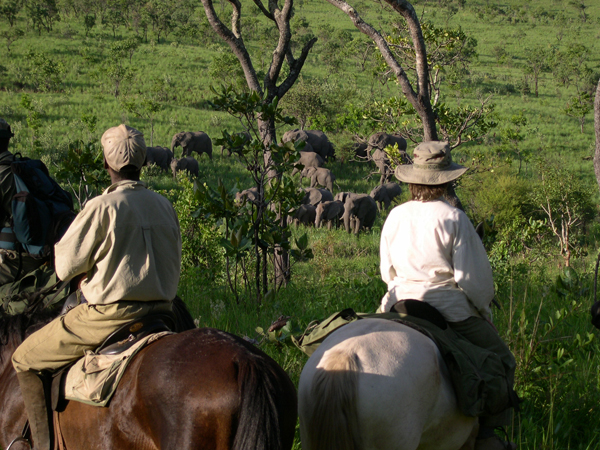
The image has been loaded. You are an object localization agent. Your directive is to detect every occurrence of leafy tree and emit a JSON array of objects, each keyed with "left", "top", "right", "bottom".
[
  {"left": 144, "top": 0, "right": 178, "bottom": 43},
  {"left": 201, "top": 0, "right": 317, "bottom": 285},
  {"left": 54, "top": 140, "right": 109, "bottom": 210},
  {"left": 530, "top": 160, "right": 595, "bottom": 267},
  {"left": 83, "top": 13, "right": 96, "bottom": 36},
  {"left": 565, "top": 91, "right": 593, "bottom": 133},
  {"left": 102, "top": 41, "right": 136, "bottom": 97},
  {"left": 523, "top": 47, "right": 550, "bottom": 97},
  {"left": 121, "top": 77, "right": 169, "bottom": 146},
  {"left": 195, "top": 87, "right": 311, "bottom": 301},
  {"left": 0, "top": 0, "right": 23, "bottom": 27},
  {"left": 327, "top": 2, "right": 494, "bottom": 157},
  {"left": 498, "top": 112, "right": 528, "bottom": 174},
  {"left": 25, "top": 0, "right": 60, "bottom": 35},
  {"left": 1, "top": 27, "right": 24, "bottom": 52},
  {"left": 24, "top": 49, "right": 64, "bottom": 91}
]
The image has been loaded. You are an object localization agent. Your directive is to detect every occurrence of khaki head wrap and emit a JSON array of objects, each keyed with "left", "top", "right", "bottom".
[
  {"left": 101, "top": 124, "right": 146, "bottom": 171},
  {"left": 0, "top": 118, "right": 14, "bottom": 139},
  {"left": 394, "top": 141, "right": 467, "bottom": 185}
]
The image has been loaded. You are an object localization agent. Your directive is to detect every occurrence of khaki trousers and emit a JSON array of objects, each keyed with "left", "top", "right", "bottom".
[
  {"left": 12, "top": 300, "right": 173, "bottom": 373},
  {"left": 449, "top": 316, "right": 517, "bottom": 428}
]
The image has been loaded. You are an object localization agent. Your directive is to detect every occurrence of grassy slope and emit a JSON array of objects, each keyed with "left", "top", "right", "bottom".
[{"left": 2, "top": 0, "right": 600, "bottom": 448}]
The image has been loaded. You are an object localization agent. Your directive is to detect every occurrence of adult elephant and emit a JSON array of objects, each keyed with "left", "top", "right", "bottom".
[
  {"left": 370, "top": 182, "right": 402, "bottom": 211},
  {"left": 343, "top": 194, "right": 377, "bottom": 235},
  {"left": 291, "top": 149, "right": 324, "bottom": 176},
  {"left": 283, "top": 129, "right": 335, "bottom": 161},
  {"left": 367, "top": 132, "right": 409, "bottom": 184},
  {"left": 333, "top": 192, "right": 359, "bottom": 204},
  {"left": 302, "top": 188, "right": 333, "bottom": 207},
  {"left": 171, "top": 157, "right": 199, "bottom": 178},
  {"left": 235, "top": 187, "right": 259, "bottom": 205},
  {"left": 171, "top": 131, "right": 213, "bottom": 159},
  {"left": 145, "top": 146, "right": 173, "bottom": 171},
  {"left": 315, "top": 200, "right": 345, "bottom": 229}
]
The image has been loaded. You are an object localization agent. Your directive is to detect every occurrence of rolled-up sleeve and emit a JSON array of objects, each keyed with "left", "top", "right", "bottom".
[{"left": 452, "top": 216, "right": 494, "bottom": 320}]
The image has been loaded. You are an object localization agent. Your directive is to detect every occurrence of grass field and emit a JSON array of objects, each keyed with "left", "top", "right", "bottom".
[{"left": 3, "top": 0, "right": 600, "bottom": 447}]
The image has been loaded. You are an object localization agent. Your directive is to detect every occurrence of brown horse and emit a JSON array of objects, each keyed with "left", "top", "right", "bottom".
[{"left": 0, "top": 303, "right": 297, "bottom": 450}]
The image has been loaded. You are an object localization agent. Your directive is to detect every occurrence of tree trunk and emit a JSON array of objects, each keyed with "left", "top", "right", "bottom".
[
  {"left": 595, "top": 79, "right": 600, "bottom": 192},
  {"left": 323, "top": 0, "right": 438, "bottom": 140}
]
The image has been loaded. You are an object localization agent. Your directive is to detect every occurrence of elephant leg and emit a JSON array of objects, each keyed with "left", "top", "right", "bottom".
[
  {"left": 327, "top": 220, "right": 332, "bottom": 230},
  {"left": 354, "top": 216, "right": 362, "bottom": 235},
  {"left": 327, "top": 181, "right": 333, "bottom": 192},
  {"left": 310, "top": 177, "right": 317, "bottom": 188}
]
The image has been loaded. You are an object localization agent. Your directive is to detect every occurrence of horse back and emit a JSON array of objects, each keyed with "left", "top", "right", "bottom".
[
  {"left": 299, "top": 319, "right": 476, "bottom": 450},
  {"left": 56, "top": 328, "right": 297, "bottom": 450}
]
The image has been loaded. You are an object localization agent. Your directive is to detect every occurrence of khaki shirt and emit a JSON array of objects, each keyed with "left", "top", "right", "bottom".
[
  {"left": 55, "top": 180, "right": 181, "bottom": 305},
  {"left": 0, "top": 150, "right": 15, "bottom": 227},
  {"left": 380, "top": 199, "right": 494, "bottom": 322}
]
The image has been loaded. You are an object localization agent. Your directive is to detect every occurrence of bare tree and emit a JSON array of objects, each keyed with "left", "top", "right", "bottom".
[{"left": 201, "top": 0, "right": 317, "bottom": 286}]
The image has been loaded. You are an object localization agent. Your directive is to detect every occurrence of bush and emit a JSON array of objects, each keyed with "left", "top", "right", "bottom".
[{"left": 161, "top": 176, "right": 225, "bottom": 280}]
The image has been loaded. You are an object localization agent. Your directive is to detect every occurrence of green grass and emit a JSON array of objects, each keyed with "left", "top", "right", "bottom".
[{"left": 3, "top": 0, "right": 600, "bottom": 447}]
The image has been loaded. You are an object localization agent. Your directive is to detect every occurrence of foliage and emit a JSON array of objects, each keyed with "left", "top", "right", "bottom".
[
  {"left": 53, "top": 139, "right": 109, "bottom": 210},
  {"left": 165, "top": 176, "right": 225, "bottom": 279},
  {"left": 564, "top": 91, "right": 593, "bottom": 133},
  {"left": 24, "top": 48, "right": 64, "bottom": 92},
  {"left": 194, "top": 86, "right": 312, "bottom": 305},
  {"left": 382, "top": 21, "right": 478, "bottom": 105},
  {"left": 529, "top": 159, "right": 596, "bottom": 267}
]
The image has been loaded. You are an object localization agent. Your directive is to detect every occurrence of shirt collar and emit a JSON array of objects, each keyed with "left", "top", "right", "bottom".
[{"left": 103, "top": 179, "right": 147, "bottom": 195}]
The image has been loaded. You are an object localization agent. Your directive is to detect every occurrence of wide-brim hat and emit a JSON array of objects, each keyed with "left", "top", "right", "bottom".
[
  {"left": 101, "top": 124, "right": 146, "bottom": 171},
  {"left": 394, "top": 141, "right": 467, "bottom": 185}
]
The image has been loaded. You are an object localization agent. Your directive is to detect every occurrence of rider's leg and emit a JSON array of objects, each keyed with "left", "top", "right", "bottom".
[
  {"left": 15, "top": 371, "right": 52, "bottom": 450},
  {"left": 11, "top": 300, "right": 173, "bottom": 448},
  {"left": 449, "top": 316, "right": 517, "bottom": 450}
]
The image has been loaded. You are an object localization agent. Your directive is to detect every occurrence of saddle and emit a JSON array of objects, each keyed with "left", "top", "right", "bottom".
[{"left": 51, "top": 293, "right": 176, "bottom": 410}]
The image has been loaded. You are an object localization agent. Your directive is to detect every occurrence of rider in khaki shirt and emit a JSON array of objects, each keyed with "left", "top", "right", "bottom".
[{"left": 12, "top": 124, "right": 182, "bottom": 450}]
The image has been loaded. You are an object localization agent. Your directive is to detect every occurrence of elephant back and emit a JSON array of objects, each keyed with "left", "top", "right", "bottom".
[
  {"left": 282, "top": 129, "right": 309, "bottom": 144},
  {"left": 367, "top": 132, "right": 407, "bottom": 155}
]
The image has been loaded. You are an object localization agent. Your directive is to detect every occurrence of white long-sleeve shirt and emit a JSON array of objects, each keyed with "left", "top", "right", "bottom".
[
  {"left": 379, "top": 199, "right": 494, "bottom": 322},
  {"left": 55, "top": 180, "right": 181, "bottom": 305}
]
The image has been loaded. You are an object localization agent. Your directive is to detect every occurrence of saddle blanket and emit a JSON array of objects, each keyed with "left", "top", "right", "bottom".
[{"left": 64, "top": 331, "right": 173, "bottom": 407}]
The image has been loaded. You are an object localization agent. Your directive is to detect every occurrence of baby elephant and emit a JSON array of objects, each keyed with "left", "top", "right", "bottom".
[
  {"left": 288, "top": 204, "right": 317, "bottom": 228},
  {"left": 171, "top": 157, "right": 199, "bottom": 178},
  {"left": 370, "top": 182, "right": 402, "bottom": 211},
  {"left": 315, "top": 200, "right": 345, "bottom": 229},
  {"left": 302, "top": 167, "right": 335, "bottom": 192}
]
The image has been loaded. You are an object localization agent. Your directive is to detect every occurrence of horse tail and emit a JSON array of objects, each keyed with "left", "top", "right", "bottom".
[
  {"left": 171, "top": 296, "right": 196, "bottom": 332},
  {"left": 233, "top": 351, "right": 296, "bottom": 450},
  {"left": 303, "top": 349, "right": 363, "bottom": 450}
]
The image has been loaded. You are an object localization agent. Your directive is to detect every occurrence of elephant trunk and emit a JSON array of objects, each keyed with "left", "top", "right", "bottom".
[
  {"left": 343, "top": 210, "right": 351, "bottom": 234},
  {"left": 315, "top": 210, "right": 322, "bottom": 228}
]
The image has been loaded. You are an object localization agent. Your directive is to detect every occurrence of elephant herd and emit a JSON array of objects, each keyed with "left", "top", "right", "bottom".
[
  {"left": 143, "top": 131, "right": 213, "bottom": 178},
  {"left": 288, "top": 182, "right": 402, "bottom": 235},
  {"left": 150, "top": 128, "right": 407, "bottom": 234}
]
